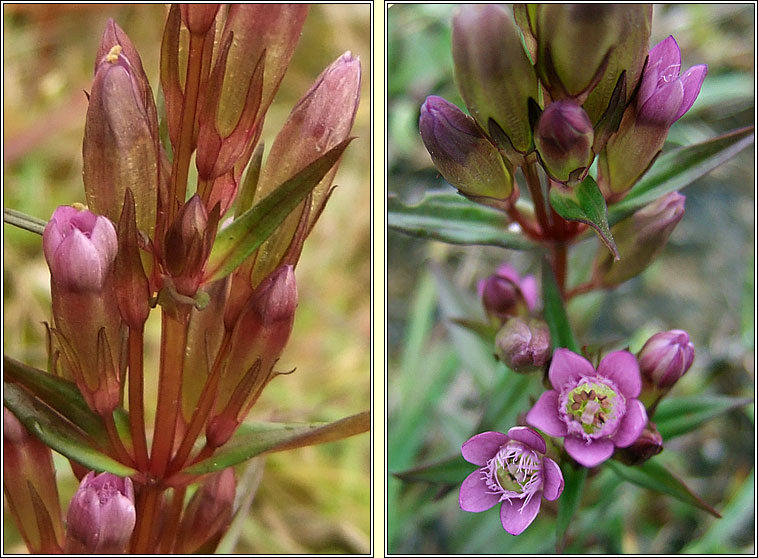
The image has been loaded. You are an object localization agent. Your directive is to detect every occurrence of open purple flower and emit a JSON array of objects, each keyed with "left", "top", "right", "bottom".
[
  {"left": 459, "top": 426, "right": 564, "bottom": 535},
  {"left": 636, "top": 35, "right": 707, "bottom": 126},
  {"left": 526, "top": 348, "right": 647, "bottom": 468}
]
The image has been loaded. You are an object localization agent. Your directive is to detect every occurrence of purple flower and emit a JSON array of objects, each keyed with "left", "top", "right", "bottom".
[
  {"left": 478, "top": 264, "right": 539, "bottom": 321},
  {"left": 638, "top": 329, "right": 695, "bottom": 389},
  {"left": 43, "top": 206, "right": 117, "bottom": 293},
  {"left": 65, "top": 471, "right": 136, "bottom": 554},
  {"left": 636, "top": 35, "right": 707, "bottom": 126},
  {"left": 459, "top": 427, "right": 564, "bottom": 535},
  {"left": 526, "top": 348, "right": 648, "bottom": 468}
]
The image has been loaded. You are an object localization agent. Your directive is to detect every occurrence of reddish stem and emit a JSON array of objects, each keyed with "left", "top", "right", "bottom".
[
  {"left": 523, "top": 156, "right": 551, "bottom": 235},
  {"left": 128, "top": 327, "right": 149, "bottom": 472},
  {"left": 552, "top": 242, "right": 568, "bottom": 297},
  {"left": 159, "top": 486, "right": 187, "bottom": 553},
  {"left": 506, "top": 205, "right": 543, "bottom": 240},
  {"left": 104, "top": 412, "right": 136, "bottom": 469},
  {"left": 131, "top": 485, "right": 161, "bottom": 553}
]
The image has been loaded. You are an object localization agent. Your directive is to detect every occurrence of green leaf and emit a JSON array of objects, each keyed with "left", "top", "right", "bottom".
[
  {"left": 549, "top": 175, "right": 618, "bottom": 259},
  {"left": 180, "top": 411, "right": 369, "bottom": 476},
  {"left": 4, "top": 382, "right": 136, "bottom": 477},
  {"left": 606, "top": 458, "right": 721, "bottom": 518},
  {"left": 608, "top": 126, "right": 754, "bottom": 225},
  {"left": 654, "top": 394, "right": 753, "bottom": 440},
  {"left": 388, "top": 192, "right": 536, "bottom": 250},
  {"left": 392, "top": 454, "right": 470, "bottom": 485},
  {"left": 555, "top": 463, "right": 587, "bottom": 551},
  {"left": 4, "top": 356, "right": 108, "bottom": 442},
  {"left": 205, "top": 138, "right": 353, "bottom": 280},
  {"left": 541, "top": 259, "right": 579, "bottom": 352},
  {"left": 3, "top": 208, "right": 47, "bottom": 235}
]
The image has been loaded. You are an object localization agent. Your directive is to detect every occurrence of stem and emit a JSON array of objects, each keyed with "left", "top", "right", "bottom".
[
  {"left": 159, "top": 487, "right": 187, "bottom": 554},
  {"left": 523, "top": 156, "right": 551, "bottom": 235},
  {"left": 506, "top": 205, "right": 543, "bottom": 240},
  {"left": 132, "top": 485, "right": 161, "bottom": 553},
  {"left": 150, "top": 310, "right": 189, "bottom": 478},
  {"left": 167, "top": 32, "right": 206, "bottom": 224},
  {"left": 566, "top": 280, "right": 598, "bottom": 300},
  {"left": 552, "top": 242, "right": 568, "bottom": 296},
  {"left": 104, "top": 413, "right": 136, "bottom": 468},
  {"left": 128, "top": 327, "right": 149, "bottom": 472},
  {"left": 168, "top": 332, "right": 232, "bottom": 473}
]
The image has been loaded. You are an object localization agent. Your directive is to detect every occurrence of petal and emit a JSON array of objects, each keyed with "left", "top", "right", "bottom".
[
  {"left": 647, "top": 35, "right": 681, "bottom": 78},
  {"left": 525, "top": 391, "right": 568, "bottom": 437},
  {"left": 548, "top": 348, "right": 594, "bottom": 389},
  {"left": 674, "top": 64, "right": 707, "bottom": 121},
  {"left": 638, "top": 79, "right": 683, "bottom": 126},
  {"left": 54, "top": 229, "right": 106, "bottom": 291},
  {"left": 496, "top": 264, "right": 521, "bottom": 283},
  {"left": 519, "top": 275, "right": 539, "bottom": 311},
  {"left": 597, "top": 350, "right": 641, "bottom": 398},
  {"left": 461, "top": 431, "right": 508, "bottom": 466},
  {"left": 506, "top": 426, "right": 546, "bottom": 454},
  {"left": 499, "top": 494, "right": 541, "bottom": 535},
  {"left": 459, "top": 469, "right": 500, "bottom": 512},
  {"left": 541, "top": 457, "right": 564, "bottom": 501},
  {"left": 564, "top": 436, "right": 614, "bottom": 468},
  {"left": 611, "top": 399, "right": 647, "bottom": 448}
]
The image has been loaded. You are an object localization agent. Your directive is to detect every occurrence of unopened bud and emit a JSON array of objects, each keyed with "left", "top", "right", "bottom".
[
  {"left": 534, "top": 101, "right": 594, "bottom": 184},
  {"left": 164, "top": 195, "right": 214, "bottom": 297},
  {"left": 638, "top": 329, "right": 695, "bottom": 390},
  {"left": 495, "top": 317, "right": 551, "bottom": 372},
  {"left": 452, "top": 4, "right": 537, "bottom": 153},
  {"left": 180, "top": 4, "right": 219, "bottom": 35},
  {"left": 479, "top": 265, "right": 538, "bottom": 322},
  {"left": 420, "top": 96, "right": 514, "bottom": 203},
  {"left": 175, "top": 468, "right": 235, "bottom": 553},
  {"left": 615, "top": 422, "right": 664, "bottom": 465},
  {"left": 65, "top": 472, "right": 136, "bottom": 554},
  {"left": 595, "top": 192, "right": 685, "bottom": 286}
]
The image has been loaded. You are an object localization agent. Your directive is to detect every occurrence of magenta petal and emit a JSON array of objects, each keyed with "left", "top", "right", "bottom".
[
  {"left": 526, "top": 391, "right": 568, "bottom": 437},
  {"left": 506, "top": 426, "right": 546, "bottom": 454},
  {"left": 499, "top": 494, "right": 541, "bottom": 535},
  {"left": 459, "top": 470, "right": 500, "bottom": 512},
  {"left": 461, "top": 431, "right": 508, "bottom": 466},
  {"left": 612, "top": 399, "right": 648, "bottom": 448},
  {"left": 638, "top": 79, "right": 684, "bottom": 126},
  {"left": 496, "top": 264, "right": 520, "bottom": 283},
  {"left": 54, "top": 230, "right": 105, "bottom": 290},
  {"left": 548, "top": 348, "right": 594, "bottom": 389},
  {"left": 519, "top": 275, "right": 539, "bottom": 310},
  {"left": 564, "top": 436, "right": 614, "bottom": 468},
  {"left": 648, "top": 35, "right": 681, "bottom": 77},
  {"left": 597, "top": 350, "right": 641, "bottom": 398},
  {"left": 674, "top": 64, "right": 707, "bottom": 121},
  {"left": 541, "top": 457, "right": 564, "bottom": 501}
]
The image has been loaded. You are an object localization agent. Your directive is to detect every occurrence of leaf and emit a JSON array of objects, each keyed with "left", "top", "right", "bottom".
[
  {"left": 541, "top": 259, "right": 579, "bottom": 352},
  {"left": 3, "top": 208, "right": 47, "bottom": 236},
  {"left": 4, "top": 356, "right": 108, "bottom": 442},
  {"left": 205, "top": 138, "right": 353, "bottom": 281},
  {"left": 180, "top": 411, "right": 369, "bottom": 476},
  {"left": 393, "top": 454, "right": 470, "bottom": 485},
  {"left": 388, "top": 192, "right": 536, "bottom": 250},
  {"left": 4, "top": 382, "right": 136, "bottom": 477},
  {"left": 608, "top": 126, "right": 754, "bottom": 225},
  {"left": 654, "top": 394, "right": 753, "bottom": 440},
  {"left": 549, "top": 175, "right": 618, "bottom": 259},
  {"left": 605, "top": 458, "right": 721, "bottom": 518},
  {"left": 555, "top": 463, "right": 587, "bottom": 551}
]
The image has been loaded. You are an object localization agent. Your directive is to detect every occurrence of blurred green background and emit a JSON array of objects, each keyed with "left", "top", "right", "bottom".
[
  {"left": 3, "top": 4, "right": 370, "bottom": 554},
  {"left": 388, "top": 4, "right": 754, "bottom": 554}
]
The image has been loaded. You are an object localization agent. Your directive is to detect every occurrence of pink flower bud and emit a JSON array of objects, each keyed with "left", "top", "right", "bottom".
[
  {"left": 420, "top": 96, "right": 514, "bottom": 203},
  {"left": 534, "top": 101, "right": 594, "bottom": 184},
  {"left": 164, "top": 195, "right": 215, "bottom": 297},
  {"left": 65, "top": 472, "right": 136, "bottom": 554},
  {"left": 43, "top": 206, "right": 117, "bottom": 293},
  {"left": 180, "top": 4, "right": 219, "bottom": 35},
  {"left": 175, "top": 468, "right": 235, "bottom": 553},
  {"left": 478, "top": 265, "right": 538, "bottom": 322},
  {"left": 614, "top": 422, "right": 664, "bottom": 466},
  {"left": 638, "top": 329, "right": 695, "bottom": 389},
  {"left": 495, "top": 317, "right": 551, "bottom": 372}
]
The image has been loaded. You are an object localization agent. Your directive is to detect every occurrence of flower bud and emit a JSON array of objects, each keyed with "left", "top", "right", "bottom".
[
  {"left": 420, "top": 96, "right": 514, "bottom": 203},
  {"left": 175, "top": 468, "right": 235, "bottom": 553},
  {"left": 534, "top": 100, "right": 594, "bottom": 184},
  {"left": 84, "top": 20, "right": 160, "bottom": 238},
  {"left": 65, "top": 472, "right": 136, "bottom": 554},
  {"left": 164, "top": 195, "right": 216, "bottom": 297},
  {"left": 595, "top": 192, "right": 685, "bottom": 286},
  {"left": 4, "top": 408, "right": 64, "bottom": 553},
  {"left": 478, "top": 264, "right": 538, "bottom": 322},
  {"left": 598, "top": 36, "right": 707, "bottom": 199},
  {"left": 452, "top": 4, "right": 537, "bottom": 153},
  {"left": 638, "top": 329, "right": 695, "bottom": 390},
  {"left": 249, "top": 51, "right": 361, "bottom": 285},
  {"left": 180, "top": 4, "right": 219, "bottom": 35},
  {"left": 208, "top": 265, "right": 297, "bottom": 447},
  {"left": 615, "top": 422, "right": 664, "bottom": 466},
  {"left": 495, "top": 317, "right": 551, "bottom": 372}
]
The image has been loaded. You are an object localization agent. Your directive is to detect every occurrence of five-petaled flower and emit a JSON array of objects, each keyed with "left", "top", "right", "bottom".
[
  {"left": 459, "top": 426, "right": 564, "bottom": 535},
  {"left": 526, "top": 348, "right": 648, "bottom": 468}
]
